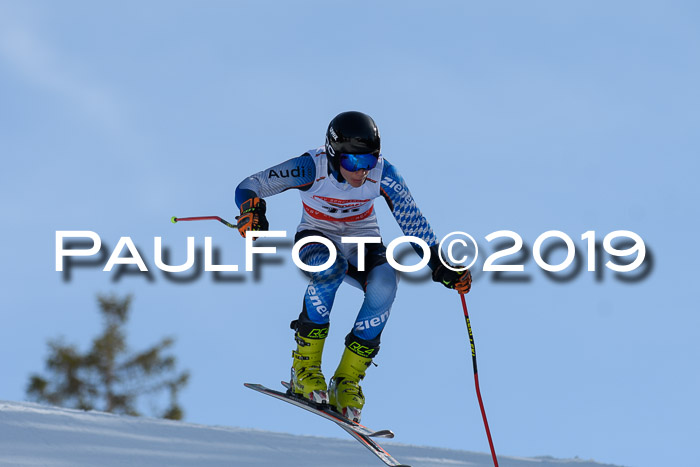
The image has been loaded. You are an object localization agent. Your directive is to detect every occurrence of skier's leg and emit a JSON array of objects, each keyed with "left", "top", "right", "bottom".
[
  {"left": 351, "top": 262, "right": 399, "bottom": 343},
  {"left": 298, "top": 241, "right": 348, "bottom": 326},
  {"left": 331, "top": 254, "right": 399, "bottom": 422},
  {"left": 290, "top": 230, "right": 348, "bottom": 403}
]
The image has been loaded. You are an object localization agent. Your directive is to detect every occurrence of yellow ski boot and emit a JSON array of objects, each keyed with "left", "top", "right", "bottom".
[
  {"left": 329, "top": 344, "right": 373, "bottom": 422},
  {"left": 290, "top": 324, "right": 329, "bottom": 404}
]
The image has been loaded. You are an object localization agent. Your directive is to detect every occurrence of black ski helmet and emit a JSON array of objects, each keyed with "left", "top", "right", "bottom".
[{"left": 325, "top": 111, "right": 381, "bottom": 172}]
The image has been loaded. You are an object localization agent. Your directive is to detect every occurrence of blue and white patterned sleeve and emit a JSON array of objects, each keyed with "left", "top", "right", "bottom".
[
  {"left": 380, "top": 159, "right": 441, "bottom": 269},
  {"left": 235, "top": 153, "right": 316, "bottom": 208},
  {"left": 380, "top": 159, "right": 445, "bottom": 270}
]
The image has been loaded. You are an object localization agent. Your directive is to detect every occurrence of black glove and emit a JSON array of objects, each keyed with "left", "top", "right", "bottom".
[
  {"left": 236, "top": 197, "right": 269, "bottom": 238},
  {"left": 432, "top": 263, "right": 472, "bottom": 294}
]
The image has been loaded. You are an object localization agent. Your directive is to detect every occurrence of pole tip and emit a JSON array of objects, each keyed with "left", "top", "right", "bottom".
[{"left": 171, "top": 216, "right": 178, "bottom": 224}]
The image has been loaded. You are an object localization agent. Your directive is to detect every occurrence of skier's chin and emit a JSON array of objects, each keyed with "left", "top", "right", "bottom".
[{"left": 347, "top": 178, "right": 365, "bottom": 187}]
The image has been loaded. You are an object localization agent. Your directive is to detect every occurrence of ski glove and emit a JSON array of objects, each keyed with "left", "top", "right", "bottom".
[
  {"left": 236, "top": 197, "right": 269, "bottom": 238},
  {"left": 432, "top": 263, "right": 472, "bottom": 294}
]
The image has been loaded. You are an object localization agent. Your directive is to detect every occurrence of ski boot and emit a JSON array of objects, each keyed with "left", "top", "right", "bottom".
[
  {"left": 290, "top": 318, "right": 330, "bottom": 405},
  {"left": 329, "top": 335, "right": 378, "bottom": 423}
]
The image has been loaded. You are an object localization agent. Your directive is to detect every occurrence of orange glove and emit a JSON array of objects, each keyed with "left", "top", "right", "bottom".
[{"left": 235, "top": 197, "right": 269, "bottom": 238}]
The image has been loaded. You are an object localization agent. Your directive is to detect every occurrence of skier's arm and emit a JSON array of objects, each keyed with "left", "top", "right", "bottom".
[
  {"left": 235, "top": 153, "right": 316, "bottom": 207},
  {"left": 380, "top": 159, "right": 440, "bottom": 265},
  {"left": 235, "top": 153, "right": 315, "bottom": 237},
  {"left": 380, "top": 159, "right": 471, "bottom": 293}
]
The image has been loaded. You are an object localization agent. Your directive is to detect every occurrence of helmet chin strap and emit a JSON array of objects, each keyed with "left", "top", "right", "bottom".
[{"left": 326, "top": 152, "right": 346, "bottom": 183}]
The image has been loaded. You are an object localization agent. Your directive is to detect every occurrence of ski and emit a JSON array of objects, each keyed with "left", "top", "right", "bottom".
[
  {"left": 335, "top": 422, "right": 411, "bottom": 467},
  {"left": 245, "top": 382, "right": 411, "bottom": 466},
  {"left": 245, "top": 382, "right": 392, "bottom": 438}
]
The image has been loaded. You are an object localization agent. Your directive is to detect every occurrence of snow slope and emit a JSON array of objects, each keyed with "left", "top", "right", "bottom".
[{"left": 0, "top": 401, "right": 625, "bottom": 467}]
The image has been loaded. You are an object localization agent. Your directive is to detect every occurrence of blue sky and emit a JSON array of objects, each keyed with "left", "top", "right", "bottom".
[{"left": 1, "top": 2, "right": 698, "bottom": 466}]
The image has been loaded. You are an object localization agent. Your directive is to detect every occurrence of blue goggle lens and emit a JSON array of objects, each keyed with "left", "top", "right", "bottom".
[{"left": 339, "top": 153, "right": 378, "bottom": 172}]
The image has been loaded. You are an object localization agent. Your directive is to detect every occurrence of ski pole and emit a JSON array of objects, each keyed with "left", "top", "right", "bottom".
[
  {"left": 460, "top": 294, "right": 499, "bottom": 467},
  {"left": 171, "top": 215, "right": 237, "bottom": 229}
]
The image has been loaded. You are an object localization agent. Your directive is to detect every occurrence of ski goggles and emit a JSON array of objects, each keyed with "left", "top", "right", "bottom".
[{"left": 339, "top": 153, "right": 378, "bottom": 172}]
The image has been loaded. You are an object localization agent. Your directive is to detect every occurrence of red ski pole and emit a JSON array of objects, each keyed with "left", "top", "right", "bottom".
[
  {"left": 171, "top": 215, "right": 237, "bottom": 229},
  {"left": 460, "top": 294, "right": 499, "bottom": 466}
]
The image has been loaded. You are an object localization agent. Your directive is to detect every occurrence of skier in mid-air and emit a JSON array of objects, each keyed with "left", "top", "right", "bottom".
[{"left": 235, "top": 111, "right": 471, "bottom": 422}]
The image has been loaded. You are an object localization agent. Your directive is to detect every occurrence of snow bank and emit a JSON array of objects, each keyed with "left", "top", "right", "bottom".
[{"left": 0, "top": 401, "right": 624, "bottom": 467}]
